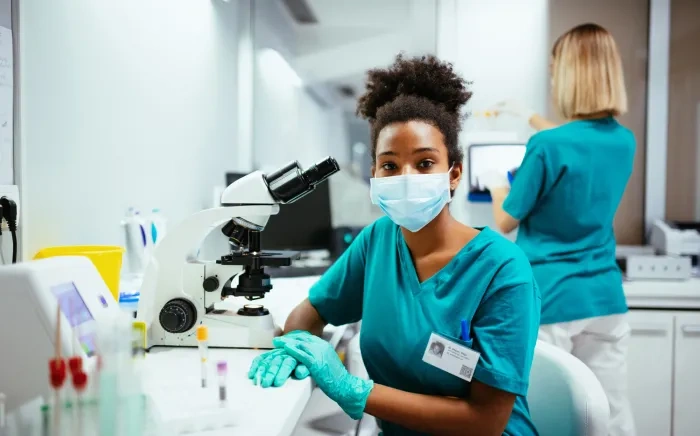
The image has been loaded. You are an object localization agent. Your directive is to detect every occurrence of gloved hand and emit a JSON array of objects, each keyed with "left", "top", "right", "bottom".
[
  {"left": 490, "top": 99, "right": 535, "bottom": 120},
  {"left": 273, "top": 332, "right": 374, "bottom": 420},
  {"left": 248, "top": 331, "right": 311, "bottom": 388},
  {"left": 479, "top": 170, "right": 510, "bottom": 192}
]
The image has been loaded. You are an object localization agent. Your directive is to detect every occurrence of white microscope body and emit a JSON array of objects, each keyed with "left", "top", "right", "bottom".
[{"left": 137, "top": 157, "right": 339, "bottom": 349}]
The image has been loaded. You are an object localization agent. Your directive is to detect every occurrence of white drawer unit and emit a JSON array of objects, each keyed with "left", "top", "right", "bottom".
[
  {"left": 628, "top": 310, "right": 700, "bottom": 436},
  {"left": 627, "top": 310, "right": 674, "bottom": 436},
  {"left": 672, "top": 313, "right": 700, "bottom": 436}
]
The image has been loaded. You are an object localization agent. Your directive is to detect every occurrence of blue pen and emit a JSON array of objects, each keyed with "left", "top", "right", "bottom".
[{"left": 460, "top": 319, "right": 469, "bottom": 341}]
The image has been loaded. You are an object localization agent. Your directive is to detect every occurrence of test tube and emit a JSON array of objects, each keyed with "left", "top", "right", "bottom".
[
  {"left": 197, "top": 326, "right": 209, "bottom": 388},
  {"left": 72, "top": 372, "right": 88, "bottom": 436},
  {"left": 217, "top": 361, "right": 227, "bottom": 406}
]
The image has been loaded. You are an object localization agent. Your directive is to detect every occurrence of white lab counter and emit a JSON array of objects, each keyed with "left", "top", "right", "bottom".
[
  {"left": 141, "top": 276, "right": 340, "bottom": 436},
  {"left": 624, "top": 277, "right": 700, "bottom": 309}
]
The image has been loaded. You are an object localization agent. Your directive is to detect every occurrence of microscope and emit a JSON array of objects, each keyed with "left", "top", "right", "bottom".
[{"left": 137, "top": 157, "right": 339, "bottom": 349}]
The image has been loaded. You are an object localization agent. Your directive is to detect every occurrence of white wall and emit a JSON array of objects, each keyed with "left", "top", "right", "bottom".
[
  {"left": 0, "top": 0, "right": 13, "bottom": 262},
  {"left": 455, "top": 0, "right": 550, "bottom": 130},
  {"left": 253, "top": 1, "right": 349, "bottom": 172},
  {"left": 437, "top": 0, "right": 549, "bottom": 233},
  {"left": 19, "top": 0, "right": 241, "bottom": 258}
]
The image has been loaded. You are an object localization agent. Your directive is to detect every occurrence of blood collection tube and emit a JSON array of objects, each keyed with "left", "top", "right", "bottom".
[
  {"left": 197, "top": 325, "right": 209, "bottom": 388},
  {"left": 217, "top": 361, "right": 227, "bottom": 406},
  {"left": 72, "top": 371, "right": 88, "bottom": 436}
]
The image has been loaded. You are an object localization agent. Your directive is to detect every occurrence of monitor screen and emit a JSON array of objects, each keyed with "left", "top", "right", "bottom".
[
  {"left": 468, "top": 144, "right": 526, "bottom": 201},
  {"left": 51, "top": 282, "right": 97, "bottom": 357},
  {"left": 225, "top": 172, "right": 333, "bottom": 251}
]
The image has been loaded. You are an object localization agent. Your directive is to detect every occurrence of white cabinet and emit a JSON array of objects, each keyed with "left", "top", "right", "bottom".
[
  {"left": 627, "top": 310, "right": 675, "bottom": 436},
  {"left": 628, "top": 310, "right": 700, "bottom": 436},
  {"left": 673, "top": 313, "right": 700, "bottom": 436}
]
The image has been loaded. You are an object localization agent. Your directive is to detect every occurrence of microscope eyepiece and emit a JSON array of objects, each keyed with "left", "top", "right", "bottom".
[
  {"left": 303, "top": 157, "right": 340, "bottom": 186},
  {"left": 264, "top": 157, "right": 339, "bottom": 204}
]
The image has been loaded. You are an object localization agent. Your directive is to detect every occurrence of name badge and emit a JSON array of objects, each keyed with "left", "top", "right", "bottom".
[{"left": 422, "top": 332, "right": 480, "bottom": 382}]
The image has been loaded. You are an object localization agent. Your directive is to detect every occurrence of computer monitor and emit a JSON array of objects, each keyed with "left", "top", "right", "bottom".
[
  {"left": 224, "top": 172, "right": 333, "bottom": 251},
  {"left": 467, "top": 143, "right": 526, "bottom": 202},
  {"left": 226, "top": 172, "right": 247, "bottom": 187}
]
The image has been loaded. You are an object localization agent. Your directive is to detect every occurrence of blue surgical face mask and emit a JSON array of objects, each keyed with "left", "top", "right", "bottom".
[{"left": 369, "top": 169, "right": 453, "bottom": 232}]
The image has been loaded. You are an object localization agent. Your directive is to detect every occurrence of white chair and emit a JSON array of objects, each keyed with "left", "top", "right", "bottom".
[
  {"left": 346, "top": 332, "right": 381, "bottom": 436},
  {"left": 528, "top": 340, "right": 610, "bottom": 436}
]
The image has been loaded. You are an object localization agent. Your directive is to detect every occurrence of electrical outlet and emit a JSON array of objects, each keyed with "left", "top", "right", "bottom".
[{"left": 0, "top": 184, "right": 20, "bottom": 230}]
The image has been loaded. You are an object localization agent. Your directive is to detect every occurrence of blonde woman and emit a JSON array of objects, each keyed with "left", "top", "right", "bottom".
[{"left": 485, "top": 23, "right": 636, "bottom": 435}]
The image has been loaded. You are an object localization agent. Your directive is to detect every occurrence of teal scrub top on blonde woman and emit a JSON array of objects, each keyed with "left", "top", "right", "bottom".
[
  {"left": 503, "top": 117, "right": 635, "bottom": 325},
  {"left": 309, "top": 217, "right": 541, "bottom": 436}
]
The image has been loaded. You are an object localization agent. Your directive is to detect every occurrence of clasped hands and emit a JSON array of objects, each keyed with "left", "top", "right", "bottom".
[{"left": 248, "top": 330, "right": 373, "bottom": 419}]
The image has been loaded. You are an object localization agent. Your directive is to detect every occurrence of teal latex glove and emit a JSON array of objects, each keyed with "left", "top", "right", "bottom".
[
  {"left": 273, "top": 332, "right": 374, "bottom": 420},
  {"left": 248, "top": 349, "right": 310, "bottom": 387},
  {"left": 248, "top": 331, "right": 311, "bottom": 388}
]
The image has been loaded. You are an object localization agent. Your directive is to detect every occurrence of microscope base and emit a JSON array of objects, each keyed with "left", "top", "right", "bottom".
[{"left": 148, "top": 311, "right": 282, "bottom": 350}]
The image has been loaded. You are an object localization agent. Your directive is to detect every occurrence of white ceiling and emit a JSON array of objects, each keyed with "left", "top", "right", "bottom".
[
  {"left": 291, "top": 0, "right": 412, "bottom": 56},
  {"left": 275, "top": 0, "right": 437, "bottom": 111}
]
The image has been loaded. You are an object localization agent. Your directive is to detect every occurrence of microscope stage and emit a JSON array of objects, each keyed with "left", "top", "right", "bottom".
[{"left": 217, "top": 250, "right": 301, "bottom": 267}]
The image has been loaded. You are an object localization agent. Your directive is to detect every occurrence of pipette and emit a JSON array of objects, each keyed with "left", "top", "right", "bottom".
[
  {"left": 217, "top": 361, "right": 227, "bottom": 407},
  {"left": 197, "top": 325, "right": 209, "bottom": 388}
]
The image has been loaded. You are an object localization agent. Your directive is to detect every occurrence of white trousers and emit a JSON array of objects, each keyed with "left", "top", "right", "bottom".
[{"left": 538, "top": 314, "right": 636, "bottom": 436}]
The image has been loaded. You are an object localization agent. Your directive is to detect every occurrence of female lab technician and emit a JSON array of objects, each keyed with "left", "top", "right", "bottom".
[
  {"left": 249, "top": 54, "right": 541, "bottom": 436},
  {"left": 486, "top": 23, "right": 636, "bottom": 436}
]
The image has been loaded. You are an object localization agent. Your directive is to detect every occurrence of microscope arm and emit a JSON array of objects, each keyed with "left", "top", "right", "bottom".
[{"left": 137, "top": 205, "right": 279, "bottom": 326}]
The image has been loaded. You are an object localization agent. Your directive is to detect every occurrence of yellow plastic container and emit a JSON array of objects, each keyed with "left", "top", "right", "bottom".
[{"left": 34, "top": 245, "right": 125, "bottom": 301}]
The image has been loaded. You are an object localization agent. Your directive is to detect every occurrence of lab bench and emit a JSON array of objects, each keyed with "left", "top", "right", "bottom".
[
  {"left": 139, "top": 275, "right": 342, "bottom": 436},
  {"left": 624, "top": 278, "right": 700, "bottom": 436}
]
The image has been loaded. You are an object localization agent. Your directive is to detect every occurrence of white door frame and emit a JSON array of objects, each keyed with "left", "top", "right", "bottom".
[{"left": 644, "top": 0, "right": 671, "bottom": 238}]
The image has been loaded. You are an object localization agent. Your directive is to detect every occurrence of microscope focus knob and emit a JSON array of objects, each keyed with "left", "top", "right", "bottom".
[
  {"left": 159, "top": 299, "right": 197, "bottom": 334},
  {"left": 202, "top": 276, "right": 220, "bottom": 292}
]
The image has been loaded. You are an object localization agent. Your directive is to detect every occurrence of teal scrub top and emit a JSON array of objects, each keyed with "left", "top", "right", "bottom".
[
  {"left": 309, "top": 217, "right": 541, "bottom": 436},
  {"left": 503, "top": 117, "right": 635, "bottom": 325}
]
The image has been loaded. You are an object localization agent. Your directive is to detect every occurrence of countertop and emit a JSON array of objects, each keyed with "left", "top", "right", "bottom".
[
  {"left": 624, "top": 277, "right": 700, "bottom": 310},
  {"left": 141, "top": 275, "right": 339, "bottom": 436}
]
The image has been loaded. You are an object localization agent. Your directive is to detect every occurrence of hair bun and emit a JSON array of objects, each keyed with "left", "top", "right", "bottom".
[{"left": 356, "top": 54, "right": 472, "bottom": 121}]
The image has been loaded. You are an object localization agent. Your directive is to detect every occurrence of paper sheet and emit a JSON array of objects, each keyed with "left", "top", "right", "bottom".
[
  {"left": 143, "top": 351, "right": 241, "bottom": 434},
  {"left": 0, "top": 26, "right": 12, "bottom": 185}
]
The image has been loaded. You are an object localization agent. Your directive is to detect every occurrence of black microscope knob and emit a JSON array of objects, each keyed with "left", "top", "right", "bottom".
[
  {"left": 202, "top": 276, "right": 220, "bottom": 292},
  {"left": 159, "top": 299, "right": 197, "bottom": 334}
]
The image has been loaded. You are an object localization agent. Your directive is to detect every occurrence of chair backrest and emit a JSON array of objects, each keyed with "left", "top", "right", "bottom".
[{"left": 528, "top": 340, "right": 610, "bottom": 436}]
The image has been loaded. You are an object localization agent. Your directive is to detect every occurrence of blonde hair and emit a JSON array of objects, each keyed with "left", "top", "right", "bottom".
[{"left": 551, "top": 23, "right": 627, "bottom": 119}]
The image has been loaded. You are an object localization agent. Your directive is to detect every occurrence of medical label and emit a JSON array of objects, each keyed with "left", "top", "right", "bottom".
[{"left": 422, "top": 332, "right": 480, "bottom": 382}]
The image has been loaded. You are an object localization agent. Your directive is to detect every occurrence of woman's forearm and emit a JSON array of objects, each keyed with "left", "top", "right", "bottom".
[
  {"left": 284, "top": 298, "right": 327, "bottom": 337},
  {"left": 529, "top": 113, "right": 558, "bottom": 131},
  {"left": 365, "top": 383, "right": 513, "bottom": 436},
  {"left": 490, "top": 188, "right": 519, "bottom": 234}
]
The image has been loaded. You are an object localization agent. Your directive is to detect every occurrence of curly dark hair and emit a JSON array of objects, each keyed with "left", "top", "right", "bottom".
[{"left": 356, "top": 54, "right": 472, "bottom": 165}]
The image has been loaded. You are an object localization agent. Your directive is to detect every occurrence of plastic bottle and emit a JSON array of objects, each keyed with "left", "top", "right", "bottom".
[
  {"left": 121, "top": 208, "right": 147, "bottom": 276},
  {"left": 148, "top": 209, "right": 167, "bottom": 246}
]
